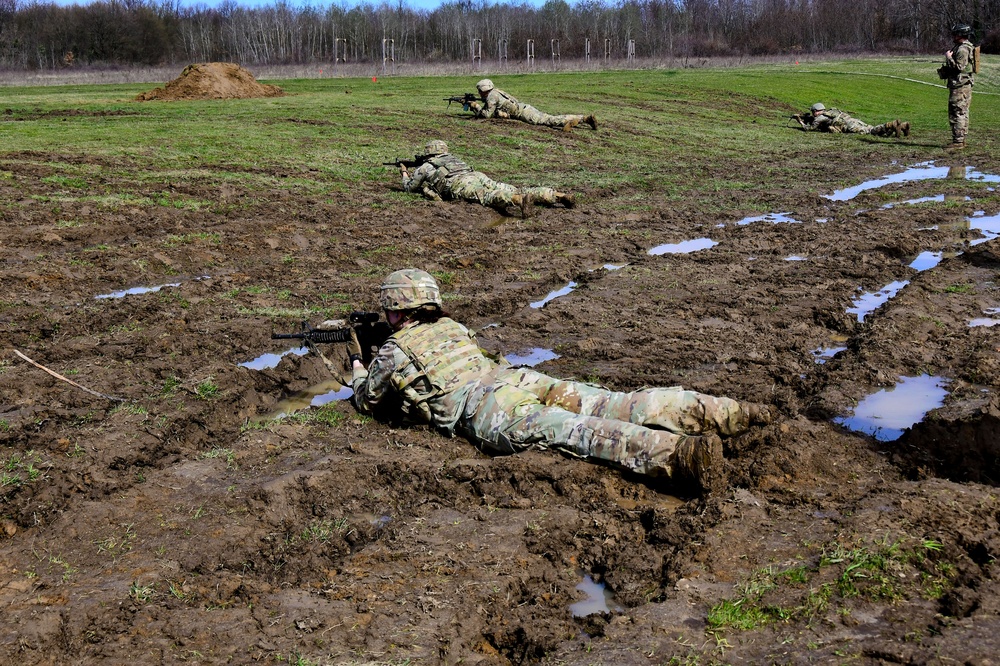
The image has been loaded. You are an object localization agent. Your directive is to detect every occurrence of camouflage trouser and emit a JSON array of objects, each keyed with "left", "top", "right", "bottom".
[
  {"left": 449, "top": 173, "right": 559, "bottom": 209},
  {"left": 514, "top": 102, "right": 585, "bottom": 129},
  {"left": 949, "top": 84, "right": 972, "bottom": 143},
  {"left": 836, "top": 117, "right": 876, "bottom": 134},
  {"left": 458, "top": 367, "right": 750, "bottom": 477}
]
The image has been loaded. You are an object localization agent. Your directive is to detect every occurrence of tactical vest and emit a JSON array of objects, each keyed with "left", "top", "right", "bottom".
[
  {"left": 487, "top": 89, "right": 520, "bottom": 116},
  {"left": 427, "top": 154, "right": 473, "bottom": 180},
  {"left": 390, "top": 318, "right": 496, "bottom": 431}
]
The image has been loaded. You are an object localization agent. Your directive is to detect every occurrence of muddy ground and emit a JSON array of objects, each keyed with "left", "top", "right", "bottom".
[{"left": 1, "top": 125, "right": 999, "bottom": 665}]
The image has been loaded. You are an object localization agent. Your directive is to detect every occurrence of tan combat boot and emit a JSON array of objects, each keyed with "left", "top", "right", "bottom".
[
  {"left": 744, "top": 403, "right": 773, "bottom": 427},
  {"left": 555, "top": 192, "right": 575, "bottom": 209},
  {"left": 562, "top": 118, "right": 581, "bottom": 132},
  {"left": 899, "top": 121, "right": 910, "bottom": 137},
  {"left": 514, "top": 192, "right": 533, "bottom": 218},
  {"left": 585, "top": 114, "right": 598, "bottom": 130},
  {"left": 671, "top": 434, "right": 726, "bottom": 496},
  {"left": 946, "top": 141, "right": 966, "bottom": 152}
]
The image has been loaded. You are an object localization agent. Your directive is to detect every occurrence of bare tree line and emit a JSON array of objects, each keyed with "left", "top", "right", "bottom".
[{"left": 0, "top": 0, "right": 995, "bottom": 71}]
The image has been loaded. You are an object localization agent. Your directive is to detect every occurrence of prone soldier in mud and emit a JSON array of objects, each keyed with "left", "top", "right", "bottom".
[
  {"left": 395, "top": 140, "right": 576, "bottom": 217},
  {"left": 938, "top": 23, "right": 977, "bottom": 150},
  {"left": 339, "top": 269, "right": 774, "bottom": 495},
  {"left": 468, "top": 79, "right": 598, "bottom": 132},
  {"left": 794, "top": 103, "right": 910, "bottom": 138}
]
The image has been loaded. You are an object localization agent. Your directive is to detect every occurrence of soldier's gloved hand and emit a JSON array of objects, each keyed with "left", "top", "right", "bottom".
[
  {"left": 496, "top": 110, "right": 510, "bottom": 119},
  {"left": 346, "top": 328, "right": 363, "bottom": 365},
  {"left": 469, "top": 101, "right": 482, "bottom": 113}
]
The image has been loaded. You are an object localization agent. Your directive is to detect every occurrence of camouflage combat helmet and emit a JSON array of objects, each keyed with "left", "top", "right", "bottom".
[
  {"left": 810, "top": 102, "right": 826, "bottom": 112},
  {"left": 424, "top": 139, "right": 448, "bottom": 156},
  {"left": 476, "top": 78, "right": 494, "bottom": 93},
  {"left": 951, "top": 23, "right": 973, "bottom": 38},
  {"left": 380, "top": 269, "right": 442, "bottom": 311}
]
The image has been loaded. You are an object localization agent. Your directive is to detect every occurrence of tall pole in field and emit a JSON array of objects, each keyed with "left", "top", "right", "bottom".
[{"left": 472, "top": 38, "right": 482, "bottom": 70}]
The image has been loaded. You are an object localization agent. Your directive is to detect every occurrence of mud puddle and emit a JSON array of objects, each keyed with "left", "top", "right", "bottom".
[
  {"left": 847, "top": 280, "right": 910, "bottom": 322},
  {"left": 505, "top": 348, "right": 559, "bottom": 367},
  {"left": 735, "top": 212, "right": 801, "bottom": 225},
  {"left": 833, "top": 374, "right": 951, "bottom": 441},
  {"left": 569, "top": 574, "right": 624, "bottom": 617},
  {"left": 239, "top": 346, "right": 308, "bottom": 370},
  {"left": 531, "top": 282, "right": 577, "bottom": 308},
  {"left": 648, "top": 238, "right": 718, "bottom": 255},
  {"left": 257, "top": 379, "right": 353, "bottom": 420}
]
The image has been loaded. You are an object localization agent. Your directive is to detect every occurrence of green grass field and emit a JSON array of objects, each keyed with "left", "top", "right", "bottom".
[{"left": 1, "top": 57, "right": 996, "bottom": 212}]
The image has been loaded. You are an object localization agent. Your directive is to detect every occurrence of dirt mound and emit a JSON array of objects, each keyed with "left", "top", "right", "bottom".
[{"left": 135, "top": 62, "right": 284, "bottom": 101}]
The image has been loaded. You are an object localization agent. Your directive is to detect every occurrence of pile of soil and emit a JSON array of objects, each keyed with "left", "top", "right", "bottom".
[{"left": 135, "top": 62, "right": 284, "bottom": 101}]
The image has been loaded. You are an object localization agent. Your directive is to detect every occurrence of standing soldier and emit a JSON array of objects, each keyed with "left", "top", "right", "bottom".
[
  {"left": 469, "top": 79, "right": 598, "bottom": 132},
  {"left": 796, "top": 103, "right": 909, "bottom": 138},
  {"left": 397, "top": 140, "right": 575, "bottom": 217},
  {"left": 938, "top": 24, "right": 976, "bottom": 151}
]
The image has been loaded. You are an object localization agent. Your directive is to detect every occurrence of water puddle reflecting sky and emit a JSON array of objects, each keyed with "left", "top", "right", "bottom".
[
  {"left": 833, "top": 374, "right": 950, "bottom": 441},
  {"left": 239, "top": 347, "right": 309, "bottom": 370},
  {"left": 648, "top": 238, "right": 718, "bottom": 255},
  {"left": 824, "top": 162, "right": 1000, "bottom": 202},
  {"left": 908, "top": 251, "right": 943, "bottom": 272},
  {"left": 531, "top": 282, "right": 577, "bottom": 309},
  {"left": 505, "top": 348, "right": 560, "bottom": 367},
  {"left": 95, "top": 282, "right": 182, "bottom": 300},
  {"left": 811, "top": 346, "right": 847, "bottom": 364},
  {"left": 93, "top": 275, "right": 209, "bottom": 300},
  {"left": 968, "top": 212, "right": 1000, "bottom": 246},
  {"left": 970, "top": 308, "right": 1000, "bottom": 328},
  {"left": 881, "top": 194, "right": 970, "bottom": 209},
  {"left": 846, "top": 280, "right": 910, "bottom": 322},
  {"left": 735, "top": 212, "right": 802, "bottom": 226},
  {"left": 784, "top": 255, "right": 808, "bottom": 261},
  {"left": 569, "top": 575, "right": 623, "bottom": 617},
  {"left": 255, "top": 379, "right": 354, "bottom": 421}
]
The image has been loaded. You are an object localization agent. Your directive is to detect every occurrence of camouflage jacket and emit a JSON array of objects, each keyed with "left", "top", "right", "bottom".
[
  {"left": 477, "top": 88, "right": 521, "bottom": 119},
  {"left": 943, "top": 40, "right": 975, "bottom": 89},
  {"left": 402, "top": 154, "right": 475, "bottom": 200},
  {"left": 807, "top": 108, "right": 851, "bottom": 132},
  {"left": 351, "top": 317, "right": 498, "bottom": 433}
]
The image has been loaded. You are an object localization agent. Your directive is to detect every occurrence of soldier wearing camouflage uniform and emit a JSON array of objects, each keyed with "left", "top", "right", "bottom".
[
  {"left": 469, "top": 79, "right": 598, "bottom": 132},
  {"left": 940, "top": 24, "right": 976, "bottom": 150},
  {"left": 798, "top": 103, "right": 909, "bottom": 138},
  {"left": 346, "top": 269, "right": 773, "bottom": 495},
  {"left": 399, "top": 140, "right": 575, "bottom": 217}
]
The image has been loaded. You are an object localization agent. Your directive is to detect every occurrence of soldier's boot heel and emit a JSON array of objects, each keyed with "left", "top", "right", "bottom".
[
  {"left": 900, "top": 121, "right": 911, "bottom": 137},
  {"left": 585, "top": 115, "right": 598, "bottom": 130},
  {"left": 556, "top": 192, "right": 575, "bottom": 209},
  {"left": 671, "top": 434, "right": 725, "bottom": 496},
  {"left": 744, "top": 403, "right": 773, "bottom": 427},
  {"left": 515, "top": 193, "right": 534, "bottom": 218}
]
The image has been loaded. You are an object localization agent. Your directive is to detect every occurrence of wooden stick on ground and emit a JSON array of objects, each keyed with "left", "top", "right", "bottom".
[{"left": 13, "top": 349, "right": 127, "bottom": 403}]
